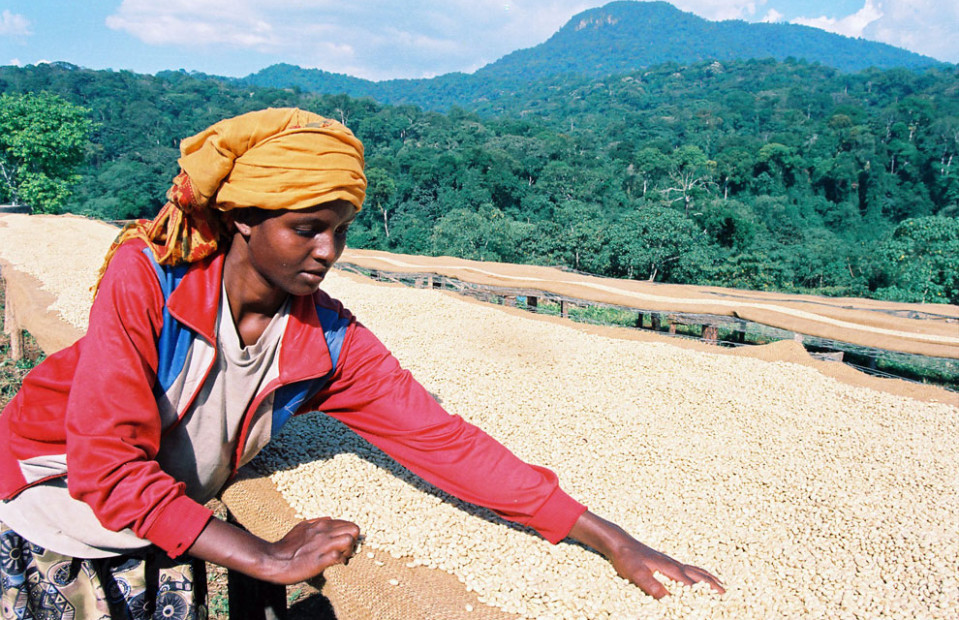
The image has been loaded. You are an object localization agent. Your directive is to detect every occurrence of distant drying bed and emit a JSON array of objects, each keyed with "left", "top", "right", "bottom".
[
  {"left": 2, "top": 214, "right": 958, "bottom": 619},
  {"left": 0, "top": 214, "right": 117, "bottom": 330},
  {"left": 339, "top": 248, "right": 959, "bottom": 360}
]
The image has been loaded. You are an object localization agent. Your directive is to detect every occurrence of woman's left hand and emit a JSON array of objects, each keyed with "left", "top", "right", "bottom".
[{"left": 567, "top": 510, "right": 725, "bottom": 599}]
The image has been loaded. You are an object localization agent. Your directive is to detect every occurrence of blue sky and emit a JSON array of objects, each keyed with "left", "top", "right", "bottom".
[{"left": 0, "top": 1, "right": 955, "bottom": 81}]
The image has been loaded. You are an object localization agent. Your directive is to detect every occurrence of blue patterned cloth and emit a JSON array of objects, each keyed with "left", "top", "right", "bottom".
[{"left": 0, "top": 523, "right": 206, "bottom": 619}]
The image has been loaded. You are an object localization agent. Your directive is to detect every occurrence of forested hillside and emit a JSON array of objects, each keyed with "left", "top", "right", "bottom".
[{"left": 0, "top": 58, "right": 957, "bottom": 304}]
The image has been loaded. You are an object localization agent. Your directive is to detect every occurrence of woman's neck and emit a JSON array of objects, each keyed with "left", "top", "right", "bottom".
[{"left": 222, "top": 234, "right": 290, "bottom": 346}]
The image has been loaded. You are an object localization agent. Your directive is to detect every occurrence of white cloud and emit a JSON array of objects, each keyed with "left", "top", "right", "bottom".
[
  {"left": 862, "top": 0, "right": 959, "bottom": 62},
  {"left": 671, "top": 0, "right": 766, "bottom": 21},
  {"left": 769, "top": 0, "right": 959, "bottom": 63},
  {"left": 101, "top": 0, "right": 959, "bottom": 80},
  {"left": 0, "top": 10, "right": 31, "bottom": 36},
  {"left": 656, "top": 0, "right": 958, "bottom": 63},
  {"left": 103, "top": 0, "right": 604, "bottom": 79},
  {"left": 761, "top": 9, "right": 783, "bottom": 23},
  {"left": 790, "top": 0, "right": 883, "bottom": 39},
  {"left": 105, "top": 0, "right": 281, "bottom": 48}
]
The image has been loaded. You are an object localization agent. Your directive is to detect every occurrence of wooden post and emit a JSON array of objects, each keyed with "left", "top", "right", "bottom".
[
  {"left": 3, "top": 295, "right": 23, "bottom": 361},
  {"left": 503, "top": 296, "right": 515, "bottom": 307},
  {"left": 527, "top": 296, "right": 538, "bottom": 312},
  {"left": 635, "top": 313, "right": 645, "bottom": 328},
  {"left": 415, "top": 276, "right": 425, "bottom": 288},
  {"left": 668, "top": 322, "right": 676, "bottom": 335},
  {"left": 702, "top": 325, "right": 718, "bottom": 343},
  {"left": 651, "top": 314, "right": 661, "bottom": 331},
  {"left": 560, "top": 300, "right": 569, "bottom": 318}
]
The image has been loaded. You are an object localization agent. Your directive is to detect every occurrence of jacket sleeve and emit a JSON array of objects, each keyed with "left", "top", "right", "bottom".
[
  {"left": 64, "top": 243, "right": 212, "bottom": 557},
  {"left": 309, "top": 321, "right": 587, "bottom": 544}
]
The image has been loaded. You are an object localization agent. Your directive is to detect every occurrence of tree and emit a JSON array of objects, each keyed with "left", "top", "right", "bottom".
[
  {"left": 431, "top": 205, "right": 518, "bottom": 262},
  {"left": 364, "top": 166, "right": 397, "bottom": 240},
  {"left": 873, "top": 216, "right": 959, "bottom": 304},
  {"left": 550, "top": 200, "right": 610, "bottom": 274},
  {"left": 0, "top": 92, "right": 95, "bottom": 213},
  {"left": 607, "top": 206, "right": 710, "bottom": 281},
  {"left": 661, "top": 145, "right": 712, "bottom": 216},
  {"left": 629, "top": 147, "right": 669, "bottom": 199}
]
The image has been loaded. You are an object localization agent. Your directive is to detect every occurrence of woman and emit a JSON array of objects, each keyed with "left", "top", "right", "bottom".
[{"left": 0, "top": 108, "right": 722, "bottom": 618}]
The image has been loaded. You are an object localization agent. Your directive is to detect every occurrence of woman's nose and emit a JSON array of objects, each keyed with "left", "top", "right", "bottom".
[{"left": 311, "top": 232, "right": 338, "bottom": 263}]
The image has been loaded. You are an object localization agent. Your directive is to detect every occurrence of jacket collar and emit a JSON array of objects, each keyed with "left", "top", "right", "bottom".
[
  {"left": 167, "top": 251, "right": 222, "bottom": 343},
  {"left": 279, "top": 292, "right": 333, "bottom": 383}
]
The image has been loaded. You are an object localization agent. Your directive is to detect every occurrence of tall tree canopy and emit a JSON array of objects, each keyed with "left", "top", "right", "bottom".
[{"left": 0, "top": 92, "right": 95, "bottom": 213}]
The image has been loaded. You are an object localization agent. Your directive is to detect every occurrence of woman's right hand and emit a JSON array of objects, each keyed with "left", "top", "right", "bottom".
[
  {"left": 262, "top": 517, "right": 362, "bottom": 584},
  {"left": 188, "top": 514, "right": 361, "bottom": 585}
]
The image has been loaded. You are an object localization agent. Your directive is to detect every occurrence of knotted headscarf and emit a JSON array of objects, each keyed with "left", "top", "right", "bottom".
[{"left": 94, "top": 107, "right": 366, "bottom": 294}]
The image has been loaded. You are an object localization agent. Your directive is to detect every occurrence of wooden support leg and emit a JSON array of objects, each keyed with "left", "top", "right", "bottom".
[
  {"left": 702, "top": 325, "right": 718, "bottom": 343},
  {"left": 635, "top": 313, "right": 644, "bottom": 329},
  {"left": 226, "top": 512, "right": 288, "bottom": 620},
  {"left": 3, "top": 295, "right": 23, "bottom": 361},
  {"left": 526, "top": 296, "right": 538, "bottom": 312},
  {"left": 651, "top": 314, "right": 661, "bottom": 331},
  {"left": 560, "top": 300, "right": 569, "bottom": 318},
  {"left": 503, "top": 296, "right": 515, "bottom": 307}
]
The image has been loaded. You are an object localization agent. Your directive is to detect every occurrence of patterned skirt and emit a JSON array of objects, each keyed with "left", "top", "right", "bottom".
[{"left": 0, "top": 523, "right": 207, "bottom": 620}]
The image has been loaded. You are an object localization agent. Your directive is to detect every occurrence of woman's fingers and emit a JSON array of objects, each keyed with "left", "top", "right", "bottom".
[
  {"left": 683, "top": 565, "right": 726, "bottom": 593},
  {"left": 633, "top": 569, "right": 670, "bottom": 599},
  {"left": 654, "top": 560, "right": 726, "bottom": 595}
]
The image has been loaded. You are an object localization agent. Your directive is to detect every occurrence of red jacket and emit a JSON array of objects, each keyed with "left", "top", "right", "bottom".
[{"left": 0, "top": 241, "right": 585, "bottom": 557}]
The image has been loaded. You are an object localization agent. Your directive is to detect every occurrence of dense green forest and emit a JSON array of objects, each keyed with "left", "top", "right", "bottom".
[{"left": 0, "top": 58, "right": 957, "bottom": 304}]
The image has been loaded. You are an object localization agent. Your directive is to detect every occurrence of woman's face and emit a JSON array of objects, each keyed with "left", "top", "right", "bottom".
[{"left": 235, "top": 199, "right": 356, "bottom": 296}]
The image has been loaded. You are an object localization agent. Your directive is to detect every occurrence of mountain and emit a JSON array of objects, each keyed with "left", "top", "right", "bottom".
[
  {"left": 480, "top": 1, "right": 942, "bottom": 80},
  {"left": 238, "top": 0, "right": 947, "bottom": 110}
]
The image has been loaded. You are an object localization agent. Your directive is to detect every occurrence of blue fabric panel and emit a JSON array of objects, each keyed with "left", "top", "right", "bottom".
[
  {"left": 142, "top": 249, "right": 195, "bottom": 393},
  {"left": 270, "top": 305, "right": 350, "bottom": 434}
]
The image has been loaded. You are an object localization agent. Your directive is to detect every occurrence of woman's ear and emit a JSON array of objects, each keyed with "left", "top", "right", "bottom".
[
  {"left": 229, "top": 207, "right": 267, "bottom": 238},
  {"left": 228, "top": 210, "right": 252, "bottom": 237},
  {"left": 234, "top": 220, "right": 252, "bottom": 237}
]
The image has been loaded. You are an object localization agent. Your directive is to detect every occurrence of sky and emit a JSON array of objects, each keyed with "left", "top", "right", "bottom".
[{"left": 0, "top": 0, "right": 956, "bottom": 82}]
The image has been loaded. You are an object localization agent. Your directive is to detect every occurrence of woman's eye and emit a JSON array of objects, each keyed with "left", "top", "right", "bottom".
[
  {"left": 336, "top": 225, "right": 351, "bottom": 237},
  {"left": 294, "top": 228, "right": 316, "bottom": 238}
]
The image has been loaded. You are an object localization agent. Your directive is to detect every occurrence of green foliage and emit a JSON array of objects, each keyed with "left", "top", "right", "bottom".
[
  {"left": 607, "top": 206, "right": 712, "bottom": 281},
  {"left": 0, "top": 92, "right": 95, "bottom": 213},
  {"left": 432, "top": 206, "right": 515, "bottom": 261},
  {"left": 874, "top": 216, "right": 959, "bottom": 304},
  {"left": 2, "top": 58, "right": 957, "bottom": 305}
]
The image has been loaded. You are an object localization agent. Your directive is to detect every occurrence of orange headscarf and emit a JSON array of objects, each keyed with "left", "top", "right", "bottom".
[{"left": 94, "top": 108, "right": 366, "bottom": 294}]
